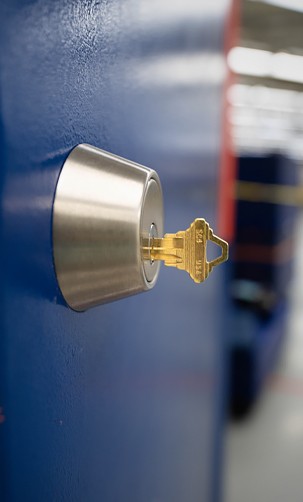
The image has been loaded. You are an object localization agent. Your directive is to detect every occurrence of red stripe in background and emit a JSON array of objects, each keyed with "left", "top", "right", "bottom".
[
  {"left": 234, "top": 237, "right": 295, "bottom": 264},
  {"left": 218, "top": 0, "right": 241, "bottom": 242}
]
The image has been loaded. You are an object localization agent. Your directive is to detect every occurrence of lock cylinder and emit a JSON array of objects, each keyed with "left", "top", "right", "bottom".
[
  {"left": 53, "top": 144, "right": 228, "bottom": 312},
  {"left": 53, "top": 144, "right": 164, "bottom": 311}
]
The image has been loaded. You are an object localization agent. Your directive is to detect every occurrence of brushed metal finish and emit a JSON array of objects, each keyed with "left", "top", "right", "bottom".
[{"left": 53, "top": 144, "right": 163, "bottom": 311}]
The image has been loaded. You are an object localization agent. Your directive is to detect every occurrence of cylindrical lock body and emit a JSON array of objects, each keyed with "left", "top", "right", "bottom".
[{"left": 53, "top": 144, "right": 163, "bottom": 311}]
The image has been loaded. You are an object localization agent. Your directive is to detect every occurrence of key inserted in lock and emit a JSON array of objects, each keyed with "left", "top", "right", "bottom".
[
  {"left": 142, "top": 218, "right": 228, "bottom": 283},
  {"left": 53, "top": 144, "right": 228, "bottom": 311}
]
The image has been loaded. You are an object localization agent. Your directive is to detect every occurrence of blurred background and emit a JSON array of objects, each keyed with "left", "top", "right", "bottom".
[{"left": 224, "top": 1, "right": 303, "bottom": 501}]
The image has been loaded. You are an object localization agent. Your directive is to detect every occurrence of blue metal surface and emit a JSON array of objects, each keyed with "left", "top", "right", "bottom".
[
  {"left": 227, "top": 154, "right": 298, "bottom": 413},
  {"left": 234, "top": 154, "right": 298, "bottom": 302},
  {"left": 0, "top": 1, "right": 230, "bottom": 500}
]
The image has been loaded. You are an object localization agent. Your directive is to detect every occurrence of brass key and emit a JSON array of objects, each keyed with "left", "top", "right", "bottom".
[{"left": 142, "top": 218, "right": 228, "bottom": 283}]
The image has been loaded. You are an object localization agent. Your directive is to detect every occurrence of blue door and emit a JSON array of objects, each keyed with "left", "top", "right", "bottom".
[{"left": 0, "top": 1, "right": 231, "bottom": 500}]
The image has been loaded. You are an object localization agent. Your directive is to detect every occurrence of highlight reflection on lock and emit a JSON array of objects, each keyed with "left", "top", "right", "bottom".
[{"left": 53, "top": 144, "right": 228, "bottom": 311}]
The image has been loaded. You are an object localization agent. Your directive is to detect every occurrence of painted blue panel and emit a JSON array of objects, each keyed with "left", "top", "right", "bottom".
[{"left": 0, "top": 1, "right": 230, "bottom": 500}]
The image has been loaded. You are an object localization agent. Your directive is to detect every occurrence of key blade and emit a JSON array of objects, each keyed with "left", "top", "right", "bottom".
[{"left": 149, "top": 236, "right": 184, "bottom": 265}]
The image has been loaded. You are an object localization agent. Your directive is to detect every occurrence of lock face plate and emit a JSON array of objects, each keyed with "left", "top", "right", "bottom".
[
  {"left": 141, "top": 179, "right": 163, "bottom": 282},
  {"left": 53, "top": 144, "right": 164, "bottom": 311}
]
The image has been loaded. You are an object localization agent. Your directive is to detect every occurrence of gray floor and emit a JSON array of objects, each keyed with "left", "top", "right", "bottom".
[{"left": 224, "top": 215, "right": 303, "bottom": 502}]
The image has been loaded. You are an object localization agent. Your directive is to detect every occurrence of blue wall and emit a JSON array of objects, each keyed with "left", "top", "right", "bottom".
[{"left": 0, "top": 1, "right": 230, "bottom": 500}]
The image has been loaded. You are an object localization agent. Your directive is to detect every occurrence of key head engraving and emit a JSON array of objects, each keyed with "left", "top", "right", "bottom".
[{"left": 176, "top": 218, "right": 228, "bottom": 283}]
